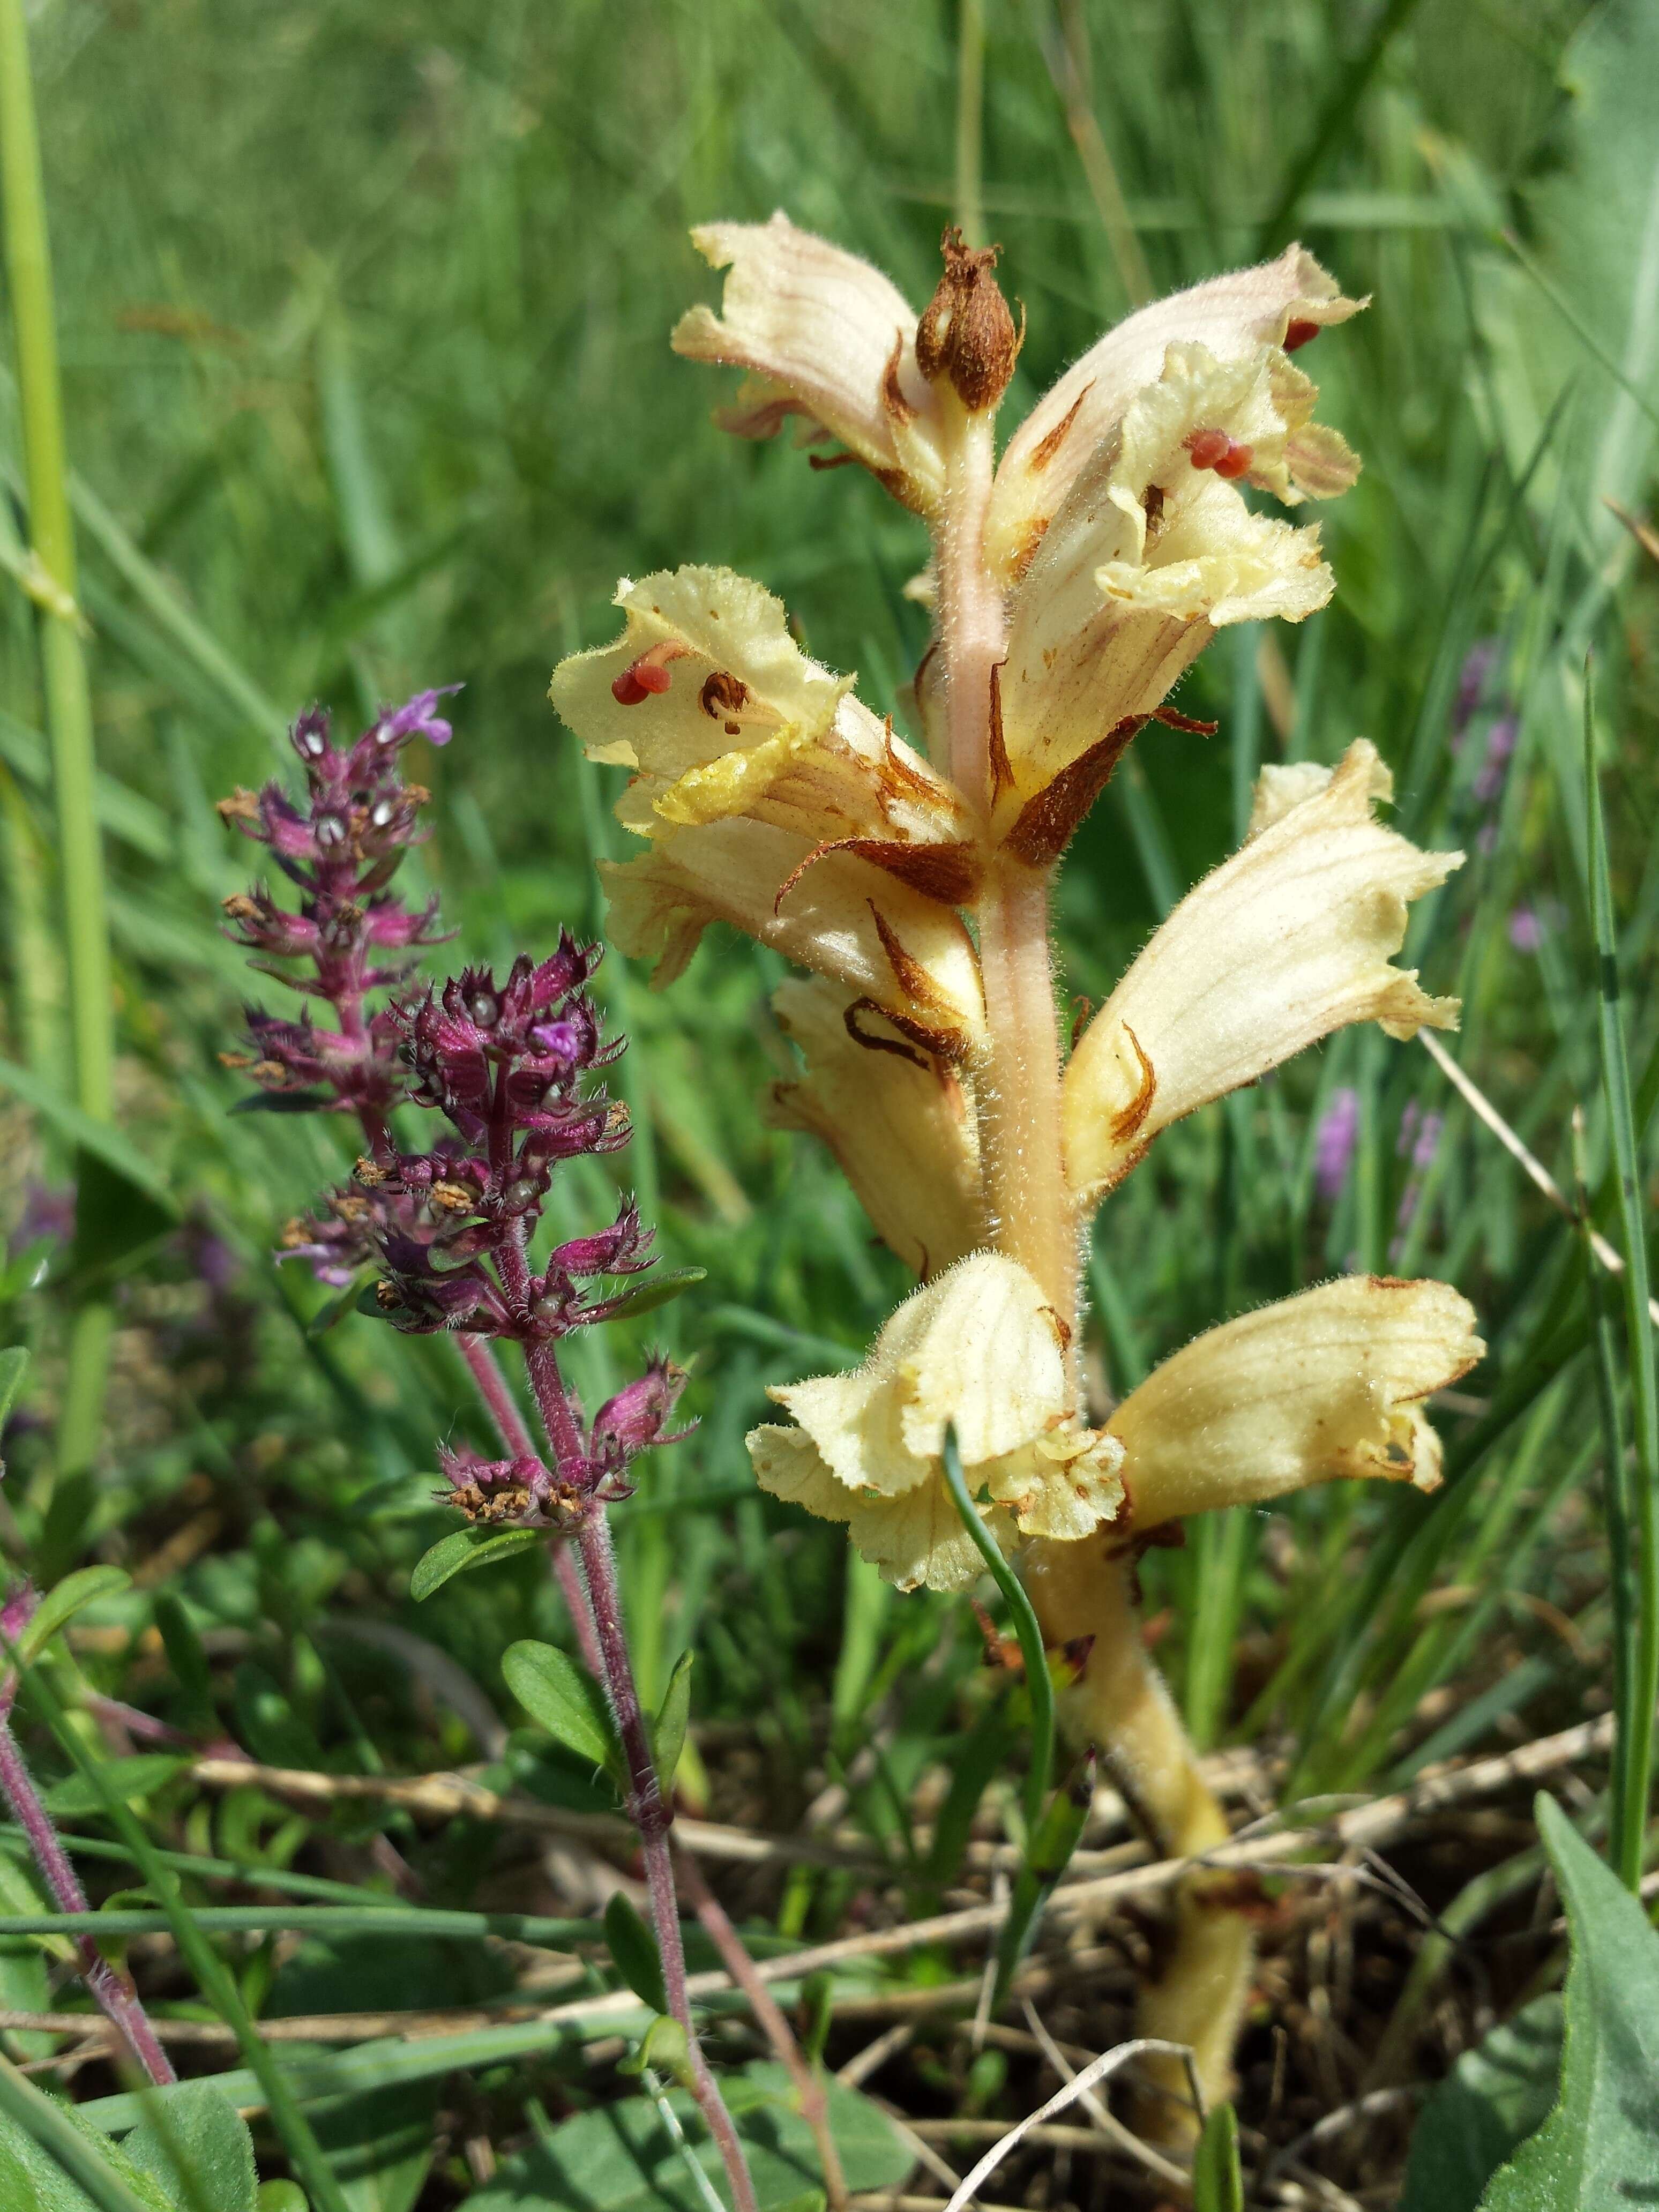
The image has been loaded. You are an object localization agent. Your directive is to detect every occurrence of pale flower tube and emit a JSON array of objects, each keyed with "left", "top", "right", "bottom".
[
  {"left": 991, "top": 243, "right": 1365, "bottom": 556},
  {"left": 748, "top": 1253, "right": 1124, "bottom": 1592},
  {"left": 1064, "top": 741, "right": 1462, "bottom": 1201},
  {"left": 671, "top": 213, "right": 945, "bottom": 507},
  {"left": 765, "top": 978, "right": 987, "bottom": 1279},
  {"left": 1109, "top": 1274, "right": 1484, "bottom": 1531}
]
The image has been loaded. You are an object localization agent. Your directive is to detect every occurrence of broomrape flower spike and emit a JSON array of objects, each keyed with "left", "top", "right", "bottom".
[{"left": 553, "top": 221, "right": 1479, "bottom": 2137}]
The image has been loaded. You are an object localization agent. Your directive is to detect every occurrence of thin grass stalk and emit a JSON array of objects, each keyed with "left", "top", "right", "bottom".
[
  {"left": 1583, "top": 670, "right": 1659, "bottom": 1890},
  {"left": 0, "top": 0, "right": 118, "bottom": 1484},
  {"left": 953, "top": 0, "right": 985, "bottom": 248},
  {"left": 1574, "top": 1105, "right": 1636, "bottom": 1847}
]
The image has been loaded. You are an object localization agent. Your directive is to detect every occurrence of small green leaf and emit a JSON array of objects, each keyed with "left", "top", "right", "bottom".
[
  {"left": 596, "top": 1266, "right": 706, "bottom": 1324},
  {"left": 410, "top": 1526, "right": 540, "bottom": 1602},
  {"left": 122, "top": 2082, "right": 258, "bottom": 2212},
  {"left": 1475, "top": 1793, "right": 1659, "bottom": 2209},
  {"left": 256, "top": 2188, "right": 310, "bottom": 2212},
  {"left": 0, "top": 1349, "right": 27, "bottom": 1431},
  {"left": 152, "top": 1595, "right": 216, "bottom": 1737},
  {"left": 14, "top": 1568, "right": 130, "bottom": 1665},
  {"left": 1193, "top": 2101, "right": 1244, "bottom": 2212},
  {"left": 467, "top": 2059, "right": 909, "bottom": 2212},
  {"left": 618, "top": 2014, "right": 692, "bottom": 2089},
  {"left": 502, "top": 1641, "right": 624, "bottom": 1783},
  {"left": 604, "top": 1893, "right": 669, "bottom": 2016},
  {"left": 41, "top": 1758, "right": 184, "bottom": 1820},
  {"left": 652, "top": 1651, "right": 693, "bottom": 1795}
]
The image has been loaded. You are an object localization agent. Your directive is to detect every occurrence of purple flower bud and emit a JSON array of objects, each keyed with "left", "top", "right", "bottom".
[
  {"left": 592, "top": 1357, "right": 692, "bottom": 1471},
  {"left": 1314, "top": 1086, "right": 1359, "bottom": 1204},
  {"left": 370, "top": 685, "right": 462, "bottom": 751},
  {"left": 0, "top": 1582, "right": 38, "bottom": 1646}
]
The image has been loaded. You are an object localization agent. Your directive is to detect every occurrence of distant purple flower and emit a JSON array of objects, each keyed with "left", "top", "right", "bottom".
[
  {"left": 1397, "top": 1102, "right": 1443, "bottom": 1173},
  {"left": 1473, "top": 714, "right": 1518, "bottom": 805},
  {"left": 1452, "top": 640, "right": 1501, "bottom": 747},
  {"left": 1508, "top": 906, "right": 1546, "bottom": 954},
  {"left": 1314, "top": 1087, "right": 1359, "bottom": 1204},
  {"left": 7, "top": 1184, "right": 73, "bottom": 1268}
]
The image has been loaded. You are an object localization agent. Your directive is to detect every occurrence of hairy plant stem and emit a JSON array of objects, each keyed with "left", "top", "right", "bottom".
[
  {"left": 0, "top": 1692, "right": 173, "bottom": 2084},
  {"left": 933, "top": 400, "right": 1077, "bottom": 1341},
  {"left": 504, "top": 1256, "right": 755, "bottom": 2212},
  {"left": 933, "top": 385, "right": 1240, "bottom": 2123},
  {"left": 672, "top": 1845, "right": 848, "bottom": 2212},
  {"left": 576, "top": 1511, "right": 758, "bottom": 2212},
  {"left": 1028, "top": 1542, "right": 1245, "bottom": 2140}
]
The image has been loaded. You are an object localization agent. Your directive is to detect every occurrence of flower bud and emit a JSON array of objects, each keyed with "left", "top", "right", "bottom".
[{"left": 915, "top": 229, "right": 1020, "bottom": 414}]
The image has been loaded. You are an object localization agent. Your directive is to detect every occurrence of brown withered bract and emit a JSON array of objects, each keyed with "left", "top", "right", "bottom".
[{"left": 914, "top": 228, "right": 1020, "bottom": 414}]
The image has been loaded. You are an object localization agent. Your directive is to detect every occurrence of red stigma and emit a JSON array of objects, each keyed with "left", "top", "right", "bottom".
[
  {"left": 611, "top": 657, "right": 673, "bottom": 706},
  {"left": 1185, "top": 428, "right": 1230, "bottom": 470},
  {"left": 1213, "top": 441, "right": 1254, "bottom": 480},
  {"left": 1283, "top": 318, "right": 1320, "bottom": 352}
]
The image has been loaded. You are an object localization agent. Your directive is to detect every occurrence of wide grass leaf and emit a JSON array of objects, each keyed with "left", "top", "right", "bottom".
[
  {"left": 467, "top": 2061, "right": 909, "bottom": 2211},
  {"left": 1477, "top": 1796, "right": 1659, "bottom": 2207},
  {"left": 121, "top": 2083, "right": 257, "bottom": 2212},
  {"left": 1396, "top": 1998, "right": 1562, "bottom": 2212}
]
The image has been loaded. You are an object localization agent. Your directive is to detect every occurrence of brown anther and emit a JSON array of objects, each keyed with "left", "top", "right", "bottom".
[
  {"left": 374, "top": 1280, "right": 401, "bottom": 1310},
  {"left": 429, "top": 1181, "right": 474, "bottom": 1214},
  {"left": 251, "top": 1060, "right": 286, "bottom": 1083},
  {"left": 221, "top": 893, "right": 260, "bottom": 921},
  {"left": 403, "top": 784, "right": 430, "bottom": 806},
  {"left": 1283, "top": 318, "right": 1320, "bottom": 352},
  {"left": 1213, "top": 440, "right": 1253, "bottom": 480},
  {"left": 218, "top": 1051, "right": 253, "bottom": 1070},
  {"left": 331, "top": 1195, "right": 373, "bottom": 1225},
  {"left": 915, "top": 227, "right": 1020, "bottom": 413},
  {"left": 1142, "top": 483, "right": 1166, "bottom": 533},
  {"left": 278, "top": 1219, "right": 308, "bottom": 1249},
  {"left": 215, "top": 788, "right": 258, "bottom": 823},
  {"left": 454, "top": 1482, "right": 532, "bottom": 1526},
  {"left": 699, "top": 670, "right": 750, "bottom": 721},
  {"left": 353, "top": 1156, "right": 388, "bottom": 1186}
]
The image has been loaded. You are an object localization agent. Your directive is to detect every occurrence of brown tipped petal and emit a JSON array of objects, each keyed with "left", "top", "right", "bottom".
[
  {"left": 765, "top": 978, "right": 988, "bottom": 1276},
  {"left": 671, "top": 213, "right": 944, "bottom": 499},
  {"left": 1064, "top": 741, "right": 1461, "bottom": 1201},
  {"left": 992, "top": 244, "right": 1364, "bottom": 543},
  {"left": 1109, "top": 1274, "right": 1484, "bottom": 1527}
]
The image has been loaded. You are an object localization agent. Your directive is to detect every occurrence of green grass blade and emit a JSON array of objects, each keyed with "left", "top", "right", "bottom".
[
  {"left": 1584, "top": 667, "right": 1659, "bottom": 1890},
  {"left": 0, "top": 2051, "right": 160, "bottom": 2212}
]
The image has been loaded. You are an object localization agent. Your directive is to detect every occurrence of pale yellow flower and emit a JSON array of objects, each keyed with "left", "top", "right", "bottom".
[
  {"left": 994, "top": 343, "right": 1357, "bottom": 806},
  {"left": 1064, "top": 741, "right": 1461, "bottom": 1202},
  {"left": 1101, "top": 1273, "right": 1484, "bottom": 1531},
  {"left": 748, "top": 1253, "right": 1124, "bottom": 1591},
  {"left": 551, "top": 566, "right": 986, "bottom": 1056},
  {"left": 670, "top": 213, "right": 947, "bottom": 511},
  {"left": 765, "top": 978, "right": 986, "bottom": 1279}
]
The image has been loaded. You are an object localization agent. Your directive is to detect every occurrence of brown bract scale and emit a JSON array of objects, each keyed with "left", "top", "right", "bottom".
[{"left": 915, "top": 228, "right": 1020, "bottom": 414}]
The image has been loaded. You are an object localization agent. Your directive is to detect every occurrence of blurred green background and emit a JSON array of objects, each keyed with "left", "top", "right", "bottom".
[{"left": 2, "top": 0, "right": 1658, "bottom": 2186}]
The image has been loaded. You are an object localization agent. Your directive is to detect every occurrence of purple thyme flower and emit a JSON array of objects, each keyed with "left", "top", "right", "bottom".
[
  {"left": 1314, "top": 1086, "right": 1359, "bottom": 1204},
  {"left": 1508, "top": 905, "right": 1545, "bottom": 954}
]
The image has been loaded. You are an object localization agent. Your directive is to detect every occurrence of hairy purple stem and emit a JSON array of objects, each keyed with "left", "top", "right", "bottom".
[
  {"left": 511, "top": 1322, "right": 754, "bottom": 2212},
  {"left": 577, "top": 1510, "right": 757, "bottom": 2212},
  {"left": 0, "top": 1704, "right": 174, "bottom": 2083},
  {"left": 454, "top": 1336, "right": 603, "bottom": 1676}
]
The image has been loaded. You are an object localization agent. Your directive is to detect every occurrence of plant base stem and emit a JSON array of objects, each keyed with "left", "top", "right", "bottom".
[
  {"left": 1026, "top": 1541, "right": 1249, "bottom": 2141},
  {"left": 674, "top": 1845, "right": 848, "bottom": 2212},
  {"left": 577, "top": 1509, "right": 758, "bottom": 2212},
  {"left": 0, "top": 1709, "right": 173, "bottom": 2083}
]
